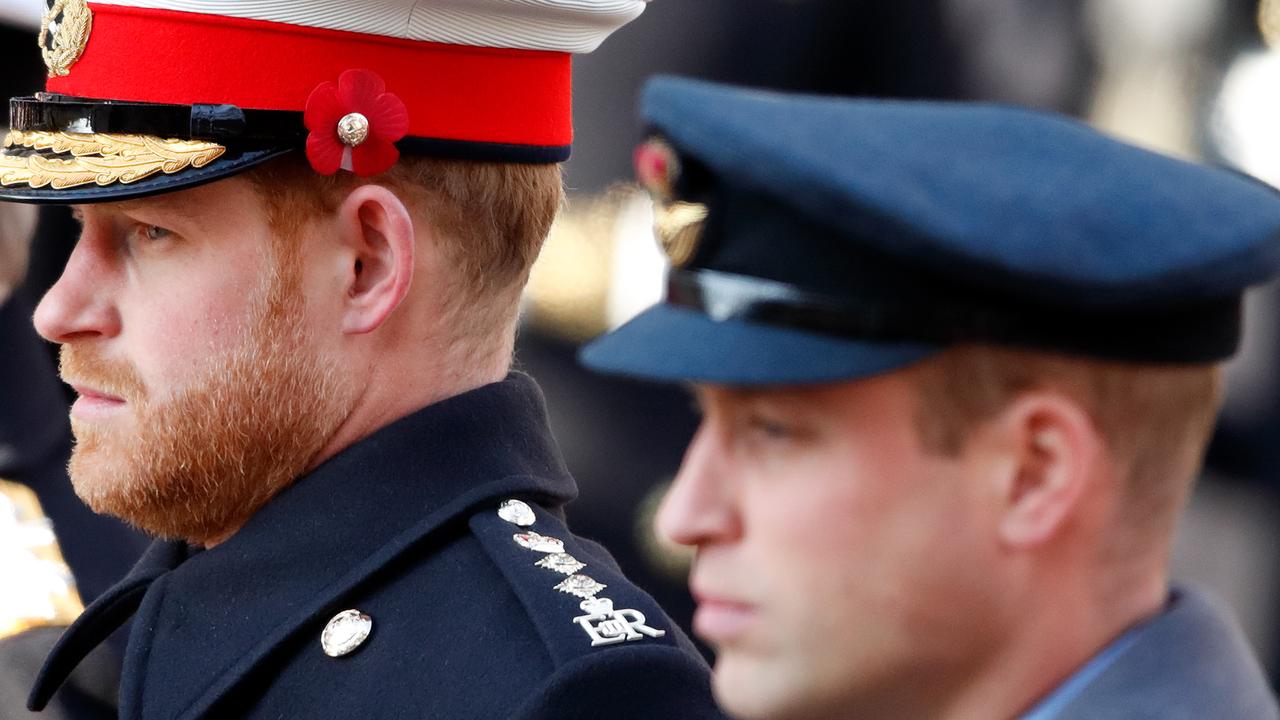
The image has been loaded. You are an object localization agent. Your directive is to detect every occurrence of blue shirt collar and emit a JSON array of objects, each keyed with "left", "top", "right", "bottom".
[{"left": 1019, "top": 604, "right": 1163, "bottom": 720}]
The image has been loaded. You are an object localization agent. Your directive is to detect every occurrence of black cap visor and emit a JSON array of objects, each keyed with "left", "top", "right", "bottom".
[
  {"left": 0, "top": 139, "right": 295, "bottom": 204},
  {"left": 0, "top": 94, "right": 301, "bottom": 204},
  {"left": 0, "top": 93, "right": 571, "bottom": 205}
]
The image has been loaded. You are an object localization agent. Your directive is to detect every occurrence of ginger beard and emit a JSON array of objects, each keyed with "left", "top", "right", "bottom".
[{"left": 60, "top": 243, "right": 355, "bottom": 545}]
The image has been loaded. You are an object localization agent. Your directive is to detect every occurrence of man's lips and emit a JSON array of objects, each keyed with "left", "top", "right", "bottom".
[
  {"left": 71, "top": 384, "right": 125, "bottom": 402},
  {"left": 69, "top": 383, "right": 128, "bottom": 418},
  {"left": 691, "top": 586, "right": 758, "bottom": 644}
]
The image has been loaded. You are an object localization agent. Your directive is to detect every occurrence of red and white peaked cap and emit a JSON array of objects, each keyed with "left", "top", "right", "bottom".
[{"left": 0, "top": 0, "right": 648, "bottom": 203}]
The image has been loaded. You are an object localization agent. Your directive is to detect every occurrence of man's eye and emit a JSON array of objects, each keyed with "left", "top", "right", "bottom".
[
  {"left": 144, "top": 225, "right": 172, "bottom": 241},
  {"left": 747, "top": 416, "right": 797, "bottom": 440}
]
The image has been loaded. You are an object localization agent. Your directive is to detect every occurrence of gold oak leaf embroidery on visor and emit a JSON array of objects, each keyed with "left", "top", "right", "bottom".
[{"left": 0, "top": 130, "right": 227, "bottom": 190}]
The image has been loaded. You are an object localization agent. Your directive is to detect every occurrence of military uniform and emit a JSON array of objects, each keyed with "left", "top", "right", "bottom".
[{"left": 30, "top": 374, "right": 722, "bottom": 718}]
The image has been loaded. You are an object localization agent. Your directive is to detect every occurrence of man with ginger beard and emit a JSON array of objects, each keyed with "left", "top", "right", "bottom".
[
  {"left": 1, "top": 3, "right": 723, "bottom": 719},
  {"left": 58, "top": 223, "right": 343, "bottom": 542},
  {"left": 581, "top": 78, "right": 1280, "bottom": 720}
]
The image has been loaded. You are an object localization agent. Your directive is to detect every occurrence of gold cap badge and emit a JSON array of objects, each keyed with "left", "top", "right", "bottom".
[
  {"left": 39, "top": 0, "right": 93, "bottom": 78},
  {"left": 634, "top": 137, "right": 707, "bottom": 268},
  {"left": 654, "top": 201, "right": 708, "bottom": 269}
]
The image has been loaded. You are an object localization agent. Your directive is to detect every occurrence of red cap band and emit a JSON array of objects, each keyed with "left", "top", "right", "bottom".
[{"left": 46, "top": 4, "right": 573, "bottom": 147}]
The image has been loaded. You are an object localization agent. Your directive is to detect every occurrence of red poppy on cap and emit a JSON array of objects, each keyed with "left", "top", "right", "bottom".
[
  {"left": 305, "top": 69, "right": 410, "bottom": 177},
  {"left": 634, "top": 138, "right": 679, "bottom": 200}
]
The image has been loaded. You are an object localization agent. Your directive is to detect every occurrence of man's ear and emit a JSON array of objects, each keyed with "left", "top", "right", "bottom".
[
  {"left": 334, "top": 184, "right": 415, "bottom": 335},
  {"left": 989, "top": 392, "right": 1103, "bottom": 549}
]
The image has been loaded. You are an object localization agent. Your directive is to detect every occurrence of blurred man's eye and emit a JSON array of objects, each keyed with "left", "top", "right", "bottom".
[
  {"left": 747, "top": 415, "right": 800, "bottom": 441},
  {"left": 142, "top": 224, "right": 173, "bottom": 241}
]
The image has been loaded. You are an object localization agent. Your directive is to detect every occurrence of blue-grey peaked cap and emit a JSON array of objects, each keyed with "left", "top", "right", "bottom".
[{"left": 580, "top": 77, "right": 1280, "bottom": 386}]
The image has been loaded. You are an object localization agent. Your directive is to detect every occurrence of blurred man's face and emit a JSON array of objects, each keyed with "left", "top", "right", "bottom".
[
  {"left": 33, "top": 179, "right": 355, "bottom": 544},
  {"left": 659, "top": 375, "right": 1006, "bottom": 720}
]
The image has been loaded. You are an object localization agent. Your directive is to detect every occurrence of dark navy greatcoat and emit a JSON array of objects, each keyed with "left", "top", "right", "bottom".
[{"left": 28, "top": 373, "right": 725, "bottom": 719}]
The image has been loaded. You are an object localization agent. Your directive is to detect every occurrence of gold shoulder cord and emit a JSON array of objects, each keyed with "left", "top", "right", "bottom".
[
  {"left": 0, "top": 479, "right": 83, "bottom": 640},
  {"left": 0, "top": 130, "right": 227, "bottom": 191}
]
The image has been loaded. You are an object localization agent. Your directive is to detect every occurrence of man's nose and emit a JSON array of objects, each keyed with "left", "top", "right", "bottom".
[
  {"left": 33, "top": 235, "right": 120, "bottom": 343},
  {"left": 656, "top": 421, "right": 742, "bottom": 548}
]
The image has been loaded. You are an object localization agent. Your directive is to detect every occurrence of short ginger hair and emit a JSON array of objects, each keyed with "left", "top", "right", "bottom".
[
  {"left": 246, "top": 153, "right": 563, "bottom": 345},
  {"left": 910, "top": 345, "right": 1223, "bottom": 539}
]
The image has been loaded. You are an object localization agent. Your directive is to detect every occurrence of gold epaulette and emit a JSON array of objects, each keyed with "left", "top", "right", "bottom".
[{"left": 0, "top": 479, "right": 84, "bottom": 640}]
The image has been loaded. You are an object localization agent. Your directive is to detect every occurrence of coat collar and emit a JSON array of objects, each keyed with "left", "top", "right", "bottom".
[
  {"left": 1052, "top": 586, "right": 1279, "bottom": 720},
  {"left": 28, "top": 540, "right": 190, "bottom": 711},
  {"left": 31, "top": 373, "right": 578, "bottom": 719}
]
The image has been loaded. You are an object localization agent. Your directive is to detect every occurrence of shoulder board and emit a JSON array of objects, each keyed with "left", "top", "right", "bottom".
[{"left": 468, "top": 497, "right": 682, "bottom": 667}]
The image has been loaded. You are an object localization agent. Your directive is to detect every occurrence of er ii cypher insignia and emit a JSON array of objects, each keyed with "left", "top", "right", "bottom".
[
  {"left": 498, "top": 498, "right": 667, "bottom": 648},
  {"left": 573, "top": 597, "right": 666, "bottom": 647}
]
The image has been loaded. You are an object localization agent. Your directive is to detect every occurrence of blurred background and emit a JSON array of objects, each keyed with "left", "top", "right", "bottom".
[{"left": 4, "top": 0, "right": 1280, "bottom": 694}]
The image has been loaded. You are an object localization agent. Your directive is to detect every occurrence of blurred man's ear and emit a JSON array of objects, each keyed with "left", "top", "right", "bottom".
[
  {"left": 333, "top": 184, "right": 416, "bottom": 335},
  {"left": 985, "top": 392, "right": 1103, "bottom": 549}
]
